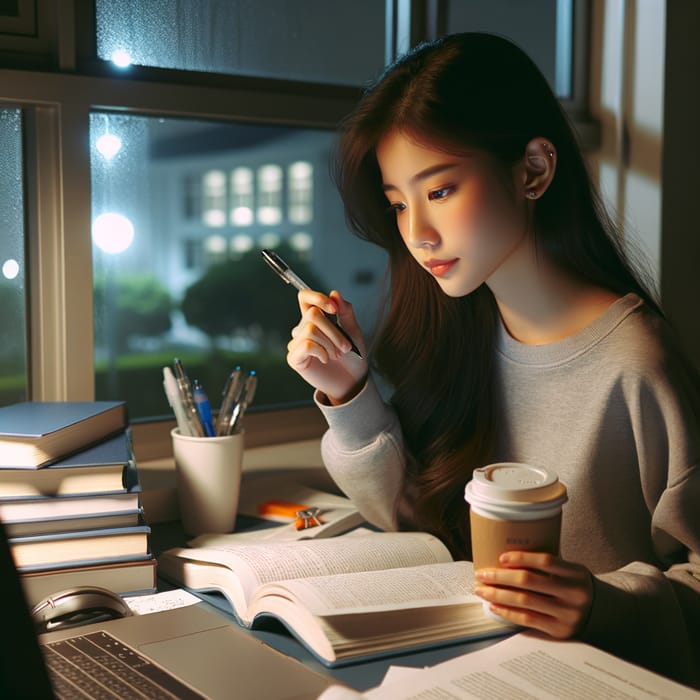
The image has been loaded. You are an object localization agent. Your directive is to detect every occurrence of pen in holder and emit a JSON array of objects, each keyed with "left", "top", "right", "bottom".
[{"left": 171, "top": 428, "right": 244, "bottom": 536}]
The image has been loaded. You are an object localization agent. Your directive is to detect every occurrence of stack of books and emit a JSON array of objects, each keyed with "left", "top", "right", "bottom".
[{"left": 0, "top": 401, "right": 157, "bottom": 606}]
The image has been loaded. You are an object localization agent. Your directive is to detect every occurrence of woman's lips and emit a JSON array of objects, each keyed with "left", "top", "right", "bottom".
[{"left": 425, "top": 259, "right": 458, "bottom": 277}]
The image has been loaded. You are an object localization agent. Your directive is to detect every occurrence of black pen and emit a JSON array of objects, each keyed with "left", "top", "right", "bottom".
[{"left": 261, "top": 249, "right": 363, "bottom": 358}]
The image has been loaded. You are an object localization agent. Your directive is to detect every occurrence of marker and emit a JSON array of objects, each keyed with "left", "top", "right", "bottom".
[{"left": 261, "top": 249, "right": 362, "bottom": 358}]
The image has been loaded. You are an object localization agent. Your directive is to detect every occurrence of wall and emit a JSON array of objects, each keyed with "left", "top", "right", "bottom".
[
  {"left": 588, "top": 0, "right": 700, "bottom": 371},
  {"left": 588, "top": 0, "right": 665, "bottom": 287},
  {"left": 659, "top": 3, "right": 700, "bottom": 373}
]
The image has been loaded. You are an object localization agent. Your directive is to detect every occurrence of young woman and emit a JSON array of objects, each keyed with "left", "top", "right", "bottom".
[{"left": 285, "top": 33, "right": 700, "bottom": 686}]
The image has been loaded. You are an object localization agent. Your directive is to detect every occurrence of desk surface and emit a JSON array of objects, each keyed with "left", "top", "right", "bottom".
[
  {"left": 149, "top": 518, "right": 505, "bottom": 693},
  {"left": 143, "top": 443, "right": 505, "bottom": 692},
  {"left": 138, "top": 440, "right": 329, "bottom": 524}
]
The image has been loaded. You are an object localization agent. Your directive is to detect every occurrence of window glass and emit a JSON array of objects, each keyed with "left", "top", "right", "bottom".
[
  {"left": 446, "top": 0, "right": 573, "bottom": 98},
  {"left": 288, "top": 161, "right": 313, "bottom": 225},
  {"left": 95, "top": 0, "right": 386, "bottom": 86},
  {"left": 90, "top": 113, "right": 387, "bottom": 420},
  {"left": 0, "top": 108, "right": 28, "bottom": 406}
]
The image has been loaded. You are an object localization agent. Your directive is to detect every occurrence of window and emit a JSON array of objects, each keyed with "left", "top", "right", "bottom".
[
  {"left": 256, "top": 165, "right": 283, "bottom": 227},
  {"left": 202, "top": 171, "right": 227, "bottom": 228},
  {"left": 89, "top": 113, "right": 383, "bottom": 421},
  {"left": 446, "top": 0, "right": 567, "bottom": 96},
  {"left": 444, "top": 0, "right": 593, "bottom": 129},
  {"left": 0, "top": 108, "right": 27, "bottom": 406},
  {"left": 288, "top": 161, "right": 314, "bottom": 225},
  {"left": 230, "top": 167, "right": 254, "bottom": 227},
  {"left": 94, "top": 0, "right": 386, "bottom": 86},
  {"left": 0, "top": 1, "right": 592, "bottom": 456}
]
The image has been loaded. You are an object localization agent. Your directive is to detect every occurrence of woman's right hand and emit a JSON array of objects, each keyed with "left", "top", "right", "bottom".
[{"left": 287, "top": 289, "right": 368, "bottom": 405}]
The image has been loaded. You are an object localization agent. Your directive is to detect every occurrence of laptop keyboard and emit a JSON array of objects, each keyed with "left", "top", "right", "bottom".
[{"left": 41, "top": 630, "right": 206, "bottom": 699}]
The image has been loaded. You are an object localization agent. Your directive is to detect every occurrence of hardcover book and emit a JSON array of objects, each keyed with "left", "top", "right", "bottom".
[
  {"left": 0, "top": 489, "right": 141, "bottom": 522},
  {"left": 9, "top": 521, "right": 151, "bottom": 568},
  {"left": 3, "top": 507, "right": 143, "bottom": 538},
  {"left": 0, "top": 400, "right": 127, "bottom": 468},
  {"left": 20, "top": 556, "right": 158, "bottom": 608},
  {"left": 0, "top": 430, "right": 137, "bottom": 498},
  {"left": 158, "top": 531, "right": 512, "bottom": 667}
]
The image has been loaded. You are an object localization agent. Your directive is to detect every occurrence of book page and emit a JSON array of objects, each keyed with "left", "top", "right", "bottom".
[
  {"left": 193, "top": 531, "right": 449, "bottom": 584},
  {"left": 257, "top": 561, "right": 478, "bottom": 616},
  {"left": 358, "top": 632, "right": 700, "bottom": 700},
  {"left": 165, "top": 531, "right": 452, "bottom": 606}
]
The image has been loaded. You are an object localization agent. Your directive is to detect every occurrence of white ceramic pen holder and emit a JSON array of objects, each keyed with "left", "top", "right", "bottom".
[{"left": 171, "top": 427, "right": 244, "bottom": 536}]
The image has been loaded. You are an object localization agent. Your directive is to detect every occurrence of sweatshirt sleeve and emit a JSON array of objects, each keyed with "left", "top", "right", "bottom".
[
  {"left": 581, "top": 551, "right": 700, "bottom": 688},
  {"left": 313, "top": 376, "right": 406, "bottom": 532},
  {"left": 580, "top": 365, "right": 700, "bottom": 689}
]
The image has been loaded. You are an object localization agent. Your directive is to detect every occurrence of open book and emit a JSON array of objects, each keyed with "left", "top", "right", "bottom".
[{"left": 157, "top": 531, "right": 513, "bottom": 667}]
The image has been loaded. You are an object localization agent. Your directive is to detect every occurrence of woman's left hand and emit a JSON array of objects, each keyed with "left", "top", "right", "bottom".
[{"left": 474, "top": 551, "right": 594, "bottom": 639}]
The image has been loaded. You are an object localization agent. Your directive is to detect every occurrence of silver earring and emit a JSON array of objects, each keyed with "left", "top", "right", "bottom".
[
  {"left": 527, "top": 190, "right": 538, "bottom": 199},
  {"left": 542, "top": 142, "right": 554, "bottom": 158}
]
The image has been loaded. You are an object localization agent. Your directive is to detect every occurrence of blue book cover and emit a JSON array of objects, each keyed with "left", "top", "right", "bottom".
[
  {"left": 47, "top": 430, "right": 133, "bottom": 469},
  {"left": 0, "top": 401, "right": 126, "bottom": 437},
  {"left": 0, "top": 430, "right": 138, "bottom": 498},
  {"left": 0, "top": 401, "right": 127, "bottom": 468}
]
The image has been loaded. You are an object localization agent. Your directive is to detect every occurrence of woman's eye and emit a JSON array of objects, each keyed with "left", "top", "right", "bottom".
[
  {"left": 428, "top": 185, "right": 455, "bottom": 201},
  {"left": 386, "top": 202, "right": 406, "bottom": 214}
]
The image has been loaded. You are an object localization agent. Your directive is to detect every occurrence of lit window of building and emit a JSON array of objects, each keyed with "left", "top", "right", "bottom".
[
  {"left": 290, "top": 231, "right": 313, "bottom": 253},
  {"left": 230, "top": 167, "right": 254, "bottom": 226},
  {"left": 202, "top": 170, "right": 226, "bottom": 227},
  {"left": 257, "top": 164, "right": 282, "bottom": 226},
  {"left": 231, "top": 234, "right": 254, "bottom": 255},
  {"left": 288, "top": 161, "right": 313, "bottom": 225}
]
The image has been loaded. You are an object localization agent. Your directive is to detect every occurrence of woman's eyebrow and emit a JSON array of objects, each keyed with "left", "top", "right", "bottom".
[{"left": 382, "top": 162, "right": 461, "bottom": 192}]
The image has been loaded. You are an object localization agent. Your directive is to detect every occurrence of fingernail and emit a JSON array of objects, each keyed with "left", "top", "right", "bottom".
[
  {"left": 474, "top": 586, "right": 485, "bottom": 597},
  {"left": 475, "top": 569, "right": 493, "bottom": 581}
]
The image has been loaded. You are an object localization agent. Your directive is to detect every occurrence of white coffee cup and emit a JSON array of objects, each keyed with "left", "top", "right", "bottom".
[
  {"left": 464, "top": 462, "right": 568, "bottom": 570},
  {"left": 171, "top": 427, "right": 244, "bottom": 536}
]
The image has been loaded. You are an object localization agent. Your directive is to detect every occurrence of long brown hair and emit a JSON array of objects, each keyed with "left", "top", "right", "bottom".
[{"left": 332, "top": 33, "right": 658, "bottom": 557}]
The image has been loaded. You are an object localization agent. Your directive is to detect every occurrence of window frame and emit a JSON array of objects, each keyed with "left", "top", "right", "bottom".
[
  {"left": 2, "top": 67, "right": 357, "bottom": 457},
  {"left": 0, "top": 0, "right": 596, "bottom": 459}
]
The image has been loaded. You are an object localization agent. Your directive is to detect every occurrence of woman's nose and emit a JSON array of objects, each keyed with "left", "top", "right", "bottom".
[{"left": 404, "top": 207, "right": 440, "bottom": 249}]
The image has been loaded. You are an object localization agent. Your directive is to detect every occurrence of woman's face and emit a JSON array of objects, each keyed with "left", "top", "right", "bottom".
[{"left": 376, "top": 129, "right": 530, "bottom": 298}]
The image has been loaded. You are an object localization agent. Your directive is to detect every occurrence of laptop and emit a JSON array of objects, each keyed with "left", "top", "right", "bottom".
[{"left": 0, "top": 519, "right": 332, "bottom": 699}]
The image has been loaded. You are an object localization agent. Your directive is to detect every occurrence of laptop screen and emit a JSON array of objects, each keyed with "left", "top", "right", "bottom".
[{"left": 0, "top": 518, "right": 55, "bottom": 698}]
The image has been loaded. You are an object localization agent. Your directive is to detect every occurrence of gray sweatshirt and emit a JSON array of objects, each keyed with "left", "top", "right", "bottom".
[{"left": 315, "top": 294, "right": 700, "bottom": 687}]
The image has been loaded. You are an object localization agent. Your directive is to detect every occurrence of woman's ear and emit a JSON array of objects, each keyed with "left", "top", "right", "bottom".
[{"left": 520, "top": 137, "right": 556, "bottom": 201}]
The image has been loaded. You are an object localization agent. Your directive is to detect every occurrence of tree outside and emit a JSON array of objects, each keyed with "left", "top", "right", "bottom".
[
  {"left": 181, "top": 243, "right": 325, "bottom": 352},
  {"left": 94, "top": 272, "right": 173, "bottom": 354}
]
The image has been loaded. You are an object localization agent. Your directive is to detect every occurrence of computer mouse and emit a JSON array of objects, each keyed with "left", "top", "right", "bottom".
[{"left": 31, "top": 586, "right": 133, "bottom": 633}]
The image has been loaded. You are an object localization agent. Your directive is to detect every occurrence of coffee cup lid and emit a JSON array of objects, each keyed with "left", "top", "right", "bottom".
[{"left": 464, "top": 462, "right": 567, "bottom": 506}]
